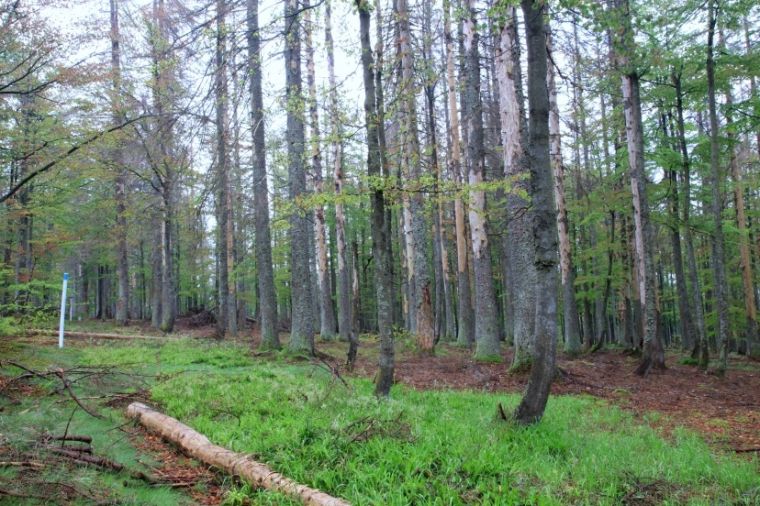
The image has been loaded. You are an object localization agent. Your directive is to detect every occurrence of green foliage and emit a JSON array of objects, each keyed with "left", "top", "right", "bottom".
[{"left": 88, "top": 340, "right": 760, "bottom": 506}]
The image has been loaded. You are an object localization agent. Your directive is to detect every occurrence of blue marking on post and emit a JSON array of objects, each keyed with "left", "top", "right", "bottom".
[{"left": 64, "top": 272, "right": 69, "bottom": 281}]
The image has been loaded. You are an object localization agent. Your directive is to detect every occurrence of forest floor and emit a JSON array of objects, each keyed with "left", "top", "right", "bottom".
[{"left": 1, "top": 319, "right": 759, "bottom": 504}]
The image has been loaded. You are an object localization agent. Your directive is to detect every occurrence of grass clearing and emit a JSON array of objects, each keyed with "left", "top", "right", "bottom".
[{"left": 79, "top": 339, "right": 760, "bottom": 505}]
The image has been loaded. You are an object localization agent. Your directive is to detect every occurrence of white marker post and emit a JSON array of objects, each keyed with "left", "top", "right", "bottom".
[{"left": 59, "top": 272, "right": 69, "bottom": 349}]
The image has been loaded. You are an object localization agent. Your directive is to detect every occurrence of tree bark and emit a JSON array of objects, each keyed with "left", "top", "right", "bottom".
[
  {"left": 214, "top": 0, "right": 236, "bottom": 337},
  {"left": 247, "top": 0, "right": 279, "bottom": 349},
  {"left": 546, "top": 27, "right": 581, "bottom": 356},
  {"left": 672, "top": 72, "right": 708, "bottom": 366},
  {"left": 356, "top": 0, "right": 394, "bottom": 395},
  {"left": 303, "top": 3, "right": 338, "bottom": 341},
  {"left": 706, "top": 0, "right": 730, "bottom": 374},
  {"left": 285, "top": 0, "right": 314, "bottom": 354},
  {"left": 395, "top": 0, "right": 435, "bottom": 353},
  {"left": 495, "top": 6, "right": 533, "bottom": 367},
  {"left": 324, "top": 0, "right": 352, "bottom": 355},
  {"left": 612, "top": 0, "right": 663, "bottom": 375},
  {"left": 443, "top": 0, "right": 474, "bottom": 348},
  {"left": 110, "top": 0, "right": 129, "bottom": 326},
  {"left": 513, "top": 0, "right": 558, "bottom": 425},
  {"left": 463, "top": 0, "right": 500, "bottom": 361}
]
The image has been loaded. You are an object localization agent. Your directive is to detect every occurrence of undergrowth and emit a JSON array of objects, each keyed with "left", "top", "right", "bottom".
[{"left": 80, "top": 340, "right": 760, "bottom": 505}]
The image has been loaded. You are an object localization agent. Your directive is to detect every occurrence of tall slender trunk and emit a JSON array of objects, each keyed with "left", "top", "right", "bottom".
[
  {"left": 495, "top": 6, "right": 533, "bottom": 366},
  {"left": 513, "top": 0, "right": 558, "bottom": 424},
  {"left": 659, "top": 109, "right": 693, "bottom": 351},
  {"left": 356, "top": 0, "right": 394, "bottom": 395},
  {"left": 721, "top": 41, "right": 757, "bottom": 353},
  {"left": 706, "top": 0, "right": 730, "bottom": 374},
  {"left": 214, "top": 0, "right": 236, "bottom": 337},
  {"left": 463, "top": 0, "right": 500, "bottom": 360},
  {"left": 285, "top": 0, "right": 314, "bottom": 354},
  {"left": 547, "top": 27, "right": 581, "bottom": 356},
  {"left": 303, "top": 3, "right": 337, "bottom": 341},
  {"left": 443, "top": 0, "right": 474, "bottom": 347},
  {"left": 324, "top": 0, "right": 352, "bottom": 356},
  {"left": 613, "top": 0, "right": 663, "bottom": 375},
  {"left": 396, "top": 0, "right": 435, "bottom": 353},
  {"left": 110, "top": 0, "right": 129, "bottom": 326},
  {"left": 247, "top": 0, "right": 278, "bottom": 348}
]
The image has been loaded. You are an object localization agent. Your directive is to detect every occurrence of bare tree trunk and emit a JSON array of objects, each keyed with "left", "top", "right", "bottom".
[
  {"left": 356, "top": 0, "right": 394, "bottom": 395},
  {"left": 445, "top": 0, "right": 473, "bottom": 348},
  {"left": 513, "top": 0, "right": 558, "bottom": 424},
  {"left": 110, "top": 0, "right": 129, "bottom": 326},
  {"left": 214, "top": 0, "right": 236, "bottom": 337},
  {"left": 396, "top": 0, "right": 435, "bottom": 354},
  {"left": 324, "top": 0, "right": 352, "bottom": 354},
  {"left": 546, "top": 27, "right": 581, "bottom": 356},
  {"left": 495, "top": 7, "right": 533, "bottom": 367},
  {"left": 285, "top": 0, "right": 314, "bottom": 354},
  {"left": 462, "top": 0, "right": 500, "bottom": 361},
  {"left": 706, "top": 0, "right": 730, "bottom": 374},
  {"left": 247, "top": 0, "right": 279, "bottom": 349},
  {"left": 612, "top": 0, "right": 663, "bottom": 375},
  {"left": 303, "top": 3, "right": 337, "bottom": 341}
]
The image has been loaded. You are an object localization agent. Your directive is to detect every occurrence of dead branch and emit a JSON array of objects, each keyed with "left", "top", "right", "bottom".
[{"left": 55, "top": 370, "right": 103, "bottom": 419}]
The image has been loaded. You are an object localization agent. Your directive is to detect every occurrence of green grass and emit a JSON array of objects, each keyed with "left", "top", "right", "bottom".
[{"left": 77, "top": 339, "right": 760, "bottom": 505}]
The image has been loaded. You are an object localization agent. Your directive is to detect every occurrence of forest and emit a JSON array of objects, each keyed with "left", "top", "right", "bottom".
[{"left": 0, "top": 0, "right": 759, "bottom": 503}]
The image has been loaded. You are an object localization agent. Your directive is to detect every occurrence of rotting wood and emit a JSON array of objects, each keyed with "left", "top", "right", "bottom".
[{"left": 127, "top": 402, "right": 351, "bottom": 506}]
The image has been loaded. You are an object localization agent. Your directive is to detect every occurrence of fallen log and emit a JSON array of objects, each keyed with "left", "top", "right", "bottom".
[
  {"left": 26, "top": 328, "right": 182, "bottom": 341},
  {"left": 126, "top": 402, "right": 351, "bottom": 506}
]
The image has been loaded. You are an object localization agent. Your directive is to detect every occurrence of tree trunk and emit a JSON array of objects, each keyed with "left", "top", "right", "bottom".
[
  {"left": 513, "top": 0, "right": 558, "bottom": 424},
  {"left": 463, "top": 0, "right": 500, "bottom": 361},
  {"left": 495, "top": 7, "right": 533, "bottom": 367},
  {"left": 324, "top": 0, "right": 352, "bottom": 354},
  {"left": 356, "top": 0, "right": 394, "bottom": 395},
  {"left": 285, "top": 0, "right": 314, "bottom": 354},
  {"left": 670, "top": 71, "right": 710, "bottom": 363},
  {"left": 247, "top": 0, "right": 279, "bottom": 349},
  {"left": 110, "top": 0, "right": 129, "bottom": 326},
  {"left": 443, "top": 0, "right": 474, "bottom": 348},
  {"left": 303, "top": 3, "right": 337, "bottom": 341},
  {"left": 546, "top": 27, "right": 581, "bottom": 356},
  {"left": 395, "top": 0, "right": 435, "bottom": 354},
  {"left": 706, "top": 0, "right": 730, "bottom": 375},
  {"left": 214, "top": 0, "right": 236, "bottom": 337},
  {"left": 613, "top": 0, "right": 663, "bottom": 375},
  {"left": 721, "top": 47, "right": 758, "bottom": 354}
]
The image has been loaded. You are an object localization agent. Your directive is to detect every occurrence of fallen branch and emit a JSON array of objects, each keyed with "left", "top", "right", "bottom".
[
  {"left": 127, "top": 402, "right": 351, "bottom": 506},
  {"left": 55, "top": 370, "right": 102, "bottom": 419},
  {"left": 49, "top": 448, "right": 157, "bottom": 483},
  {"left": 0, "top": 461, "right": 44, "bottom": 469},
  {"left": 732, "top": 447, "right": 760, "bottom": 453}
]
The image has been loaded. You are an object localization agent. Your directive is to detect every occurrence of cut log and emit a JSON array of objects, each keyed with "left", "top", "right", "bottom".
[{"left": 126, "top": 402, "right": 351, "bottom": 506}]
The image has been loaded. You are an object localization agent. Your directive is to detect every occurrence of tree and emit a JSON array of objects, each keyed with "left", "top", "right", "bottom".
[
  {"left": 463, "top": 0, "right": 500, "bottom": 361},
  {"left": 110, "top": 0, "right": 129, "bottom": 326},
  {"left": 247, "top": 0, "right": 279, "bottom": 349},
  {"left": 356, "top": 0, "right": 394, "bottom": 395},
  {"left": 513, "top": 0, "right": 558, "bottom": 425},
  {"left": 705, "top": 0, "right": 730, "bottom": 374},
  {"left": 285, "top": 0, "right": 314, "bottom": 354},
  {"left": 611, "top": 0, "right": 664, "bottom": 375}
]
